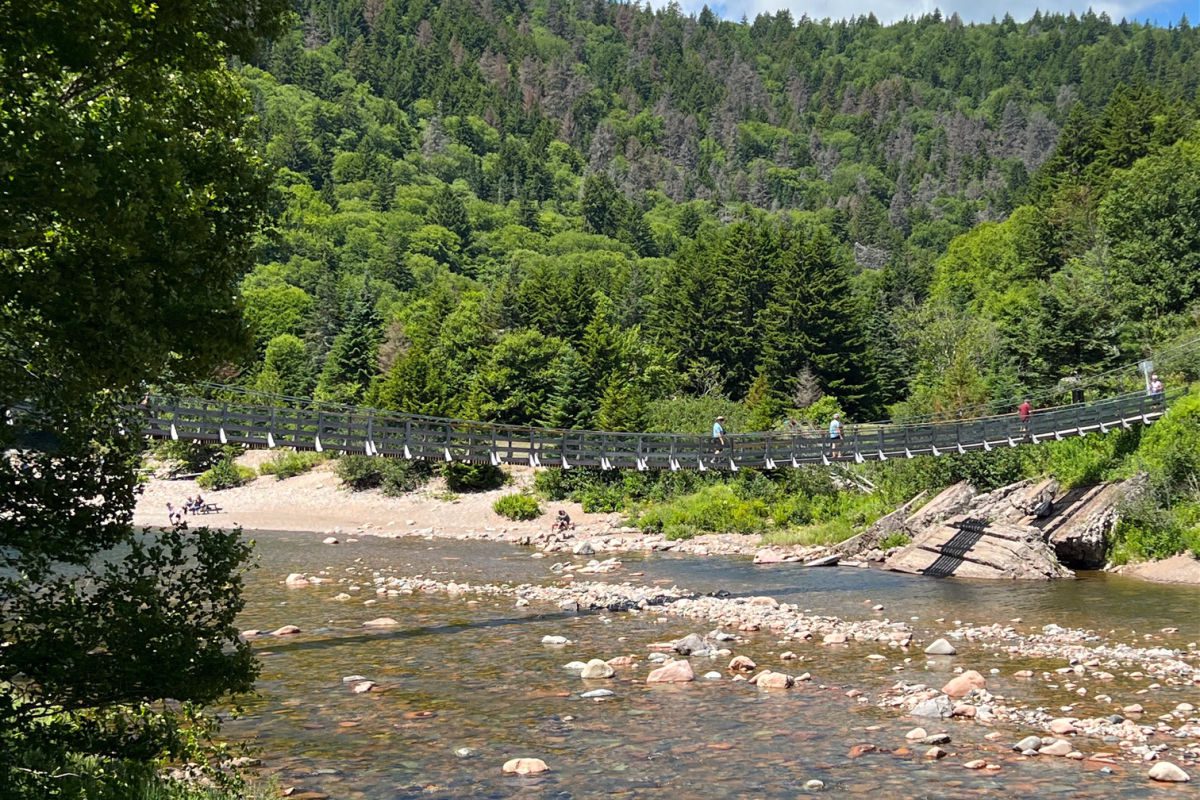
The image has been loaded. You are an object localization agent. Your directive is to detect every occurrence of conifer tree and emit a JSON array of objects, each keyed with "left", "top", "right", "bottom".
[
  {"left": 427, "top": 183, "right": 472, "bottom": 245},
  {"left": 316, "top": 290, "right": 383, "bottom": 403}
]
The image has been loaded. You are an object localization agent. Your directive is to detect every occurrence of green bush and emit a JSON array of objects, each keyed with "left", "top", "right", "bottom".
[
  {"left": 635, "top": 484, "right": 770, "bottom": 536},
  {"left": 337, "top": 455, "right": 432, "bottom": 494},
  {"left": 879, "top": 531, "right": 912, "bottom": 550},
  {"left": 196, "top": 458, "right": 255, "bottom": 490},
  {"left": 336, "top": 454, "right": 386, "bottom": 490},
  {"left": 152, "top": 440, "right": 239, "bottom": 476},
  {"left": 381, "top": 459, "right": 432, "bottom": 496},
  {"left": 258, "top": 450, "right": 326, "bottom": 480},
  {"left": 493, "top": 493, "right": 542, "bottom": 520},
  {"left": 442, "top": 462, "right": 506, "bottom": 492}
]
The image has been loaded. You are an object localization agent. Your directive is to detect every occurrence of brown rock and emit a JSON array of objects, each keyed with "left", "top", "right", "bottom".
[
  {"left": 951, "top": 703, "right": 977, "bottom": 718},
  {"left": 964, "top": 759, "right": 987, "bottom": 769},
  {"left": 271, "top": 625, "right": 301, "bottom": 636},
  {"left": 751, "top": 670, "right": 794, "bottom": 689},
  {"left": 647, "top": 660, "right": 695, "bottom": 683},
  {"left": 925, "top": 747, "right": 948, "bottom": 759},
  {"left": 1048, "top": 718, "right": 1078, "bottom": 735},
  {"left": 848, "top": 744, "right": 878, "bottom": 758},
  {"left": 606, "top": 656, "right": 636, "bottom": 667},
  {"left": 728, "top": 655, "right": 757, "bottom": 673},
  {"left": 1148, "top": 762, "right": 1190, "bottom": 782},
  {"left": 942, "top": 670, "right": 986, "bottom": 698},
  {"left": 1039, "top": 739, "right": 1073, "bottom": 757}
]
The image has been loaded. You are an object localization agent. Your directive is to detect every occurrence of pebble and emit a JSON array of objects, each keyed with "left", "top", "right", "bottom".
[
  {"left": 322, "top": 537, "right": 339, "bottom": 545},
  {"left": 350, "top": 680, "right": 375, "bottom": 694},
  {"left": 541, "top": 635, "right": 571, "bottom": 646},
  {"left": 925, "top": 746, "right": 948, "bottom": 759},
  {"left": 803, "top": 779, "right": 825, "bottom": 790},
  {"left": 963, "top": 759, "right": 986, "bottom": 769},
  {"left": 563, "top": 661, "right": 587, "bottom": 670},
  {"left": 341, "top": 675, "right": 368, "bottom": 683},
  {"left": 1015, "top": 736, "right": 1043, "bottom": 752},
  {"left": 703, "top": 671, "right": 723, "bottom": 680}
]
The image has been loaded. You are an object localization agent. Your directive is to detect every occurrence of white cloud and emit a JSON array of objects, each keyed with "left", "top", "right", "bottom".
[{"left": 652, "top": 0, "right": 1158, "bottom": 25}]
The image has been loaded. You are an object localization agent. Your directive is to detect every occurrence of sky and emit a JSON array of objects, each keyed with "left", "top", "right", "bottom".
[{"left": 654, "top": 0, "right": 1196, "bottom": 26}]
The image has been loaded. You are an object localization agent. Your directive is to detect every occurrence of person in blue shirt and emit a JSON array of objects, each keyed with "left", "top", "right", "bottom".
[
  {"left": 828, "top": 413, "right": 843, "bottom": 457},
  {"left": 712, "top": 416, "right": 726, "bottom": 454}
]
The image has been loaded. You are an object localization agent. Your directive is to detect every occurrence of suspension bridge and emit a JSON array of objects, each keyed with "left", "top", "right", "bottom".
[{"left": 134, "top": 384, "right": 1181, "bottom": 472}]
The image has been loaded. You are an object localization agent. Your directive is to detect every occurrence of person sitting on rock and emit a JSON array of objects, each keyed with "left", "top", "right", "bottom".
[{"left": 552, "top": 509, "right": 574, "bottom": 533}]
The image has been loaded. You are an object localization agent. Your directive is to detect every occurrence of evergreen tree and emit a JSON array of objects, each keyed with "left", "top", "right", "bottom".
[
  {"left": 315, "top": 290, "right": 383, "bottom": 403},
  {"left": 427, "top": 183, "right": 472, "bottom": 245},
  {"left": 581, "top": 173, "right": 624, "bottom": 238},
  {"left": 542, "top": 346, "right": 596, "bottom": 428},
  {"left": 596, "top": 373, "right": 648, "bottom": 432}
]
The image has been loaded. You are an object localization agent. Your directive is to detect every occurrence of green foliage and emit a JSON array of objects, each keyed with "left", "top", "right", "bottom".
[
  {"left": 197, "top": 459, "right": 256, "bottom": 491},
  {"left": 493, "top": 493, "right": 542, "bottom": 521},
  {"left": 153, "top": 441, "right": 240, "bottom": 476},
  {"left": 257, "top": 450, "right": 326, "bottom": 480},
  {"left": 879, "top": 532, "right": 913, "bottom": 550},
  {"left": 336, "top": 456, "right": 431, "bottom": 495},
  {"left": 636, "top": 484, "right": 771, "bottom": 539},
  {"left": 254, "top": 334, "right": 313, "bottom": 398},
  {"left": 442, "top": 462, "right": 506, "bottom": 493}
]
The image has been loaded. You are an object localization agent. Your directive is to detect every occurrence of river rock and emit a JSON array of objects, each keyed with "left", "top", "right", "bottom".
[
  {"left": 350, "top": 680, "right": 375, "bottom": 694},
  {"left": 647, "top": 659, "right": 695, "bottom": 683},
  {"left": 580, "top": 659, "right": 615, "bottom": 679},
  {"left": 905, "top": 727, "right": 928, "bottom": 741},
  {"left": 341, "top": 675, "right": 368, "bottom": 683},
  {"left": 1148, "top": 762, "right": 1190, "bottom": 782},
  {"left": 751, "top": 670, "right": 794, "bottom": 689},
  {"left": 942, "top": 670, "right": 986, "bottom": 698},
  {"left": 270, "top": 625, "right": 301, "bottom": 636},
  {"left": 581, "top": 689, "right": 614, "bottom": 699},
  {"left": 572, "top": 541, "right": 595, "bottom": 556},
  {"left": 502, "top": 757, "right": 549, "bottom": 775},
  {"left": 323, "top": 536, "right": 339, "bottom": 545},
  {"left": 911, "top": 695, "right": 955, "bottom": 718},
  {"left": 1014, "top": 736, "right": 1043, "bottom": 752},
  {"left": 924, "top": 638, "right": 957, "bottom": 656},
  {"left": 541, "top": 635, "right": 571, "bottom": 645},
  {"left": 921, "top": 733, "right": 951, "bottom": 745},
  {"left": 606, "top": 655, "right": 636, "bottom": 667},
  {"left": 1039, "top": 739, "right": 1073, "bottom": 757},
  {"left": 822, "top": 632, "right": 847, "bottom": 644},
  {"left": 284, "top": 573, "right": 310, "bottom": 587},
  {"left": 673, "top": 633, "right": 711, "bottom": 655},
  {"left": 803, "top": 779, "right": 825, "bottom": 790},
  {"left": 703, "top": 671, "right": 722, "bottom": 680},
  {"left": 362, "top": 617, "right": 399, "bottom": 627},
  {"left": 925, "top": 746, "right": 948, "bottom": 759},
  {"left": 728, "top": 655, "right": 757, "bottom": 673},
  {"left": 1048, "top": 718, "right": 1078, "bottom": 735}
]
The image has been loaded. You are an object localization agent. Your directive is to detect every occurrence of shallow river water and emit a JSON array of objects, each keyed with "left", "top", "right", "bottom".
[{"left": 231, "top": 531, "right": 1200, "bottom": 798}]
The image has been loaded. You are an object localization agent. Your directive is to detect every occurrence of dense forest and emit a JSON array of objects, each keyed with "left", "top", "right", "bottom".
[{"left": 232, "top": 0, "right": 1200, "bottom": 432}]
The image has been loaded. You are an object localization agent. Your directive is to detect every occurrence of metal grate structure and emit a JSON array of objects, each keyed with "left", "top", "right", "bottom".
[{"left": 135, "top": 386, "right": 1183, "bottom": 472}]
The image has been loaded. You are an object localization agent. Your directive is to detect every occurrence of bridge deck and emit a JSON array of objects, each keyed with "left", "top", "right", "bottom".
[{"left": 125, "top": 388, "right": 1179, "bottom": 472}]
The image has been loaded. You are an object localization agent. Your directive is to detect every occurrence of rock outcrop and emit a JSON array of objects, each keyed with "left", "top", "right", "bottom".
[{"left": 884, "top": 515, "right": 1073, "bottom": 579}]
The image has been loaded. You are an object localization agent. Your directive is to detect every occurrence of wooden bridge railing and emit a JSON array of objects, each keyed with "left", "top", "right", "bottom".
[{"left": 131, "top": 386, "right": 1183, "bottom": 472}]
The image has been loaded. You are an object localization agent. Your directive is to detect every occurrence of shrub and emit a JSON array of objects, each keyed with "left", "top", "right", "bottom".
[
  {"left": 337, "top": 455, "right": 432, "bottom": 494},
  {"left": 152, "top": 440, "right": 239, "bottom": 476},
  {"left": 493, "top": 493, "right": 542, "bottom": 520},
  {"left": 258, "top": 450, "right": 326, "bottom": 480},
  {"left": 336, "top": 454, "right": 386, "bottom": 490},
  {"left": 879, "top": 531, "right": 912, "bottom": 550},
  {"left": 634, "top": 484, "right": 770, "bottom": 536},
  {"left": 196, "top": 458, "right": 255, "bottom": 490},
  {"left": 381, "top": 459, "right": 432, "bottom": 496},
  {"left": 442, "top": 462, "right": 506, "bottom": 492}
]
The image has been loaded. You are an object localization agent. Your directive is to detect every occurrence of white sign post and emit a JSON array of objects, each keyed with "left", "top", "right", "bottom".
[{"left": 1139, "top": 360, "right": 1154, "bottom": 393}]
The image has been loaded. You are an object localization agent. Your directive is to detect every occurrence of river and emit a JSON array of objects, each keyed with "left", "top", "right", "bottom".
[{"left": 229, "top": 530, "right": 1200, "bottom": 798}]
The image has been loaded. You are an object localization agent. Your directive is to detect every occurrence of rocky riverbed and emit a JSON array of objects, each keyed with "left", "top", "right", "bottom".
[{"left": 250, "top": 537, "right": 1199, "bottom": 798}]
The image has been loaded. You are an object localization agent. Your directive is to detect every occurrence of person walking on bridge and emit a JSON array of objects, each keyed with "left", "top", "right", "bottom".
[
  {"left": 1018, "top": 398, "right": 1032, "bottom": 437},
  {"left": 712, "top": 416, "right": 726, "bottom": 455},
  {"left": 828, "top": 412, "right": 843, "bottom": 458},
  {"left": 1149, "top": 374, "right": 1165, "bottom": 409}
]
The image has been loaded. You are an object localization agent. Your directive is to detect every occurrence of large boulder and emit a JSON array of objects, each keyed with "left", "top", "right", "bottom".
[
  {"left": 647, "top": 659, "right": 695, "bottom": 683},
  {"left": 884, "top": 515, "right": 1072, "bottom": 580}
]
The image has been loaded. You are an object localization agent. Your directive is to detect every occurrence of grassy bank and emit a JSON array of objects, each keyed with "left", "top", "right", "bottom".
[{"left": 535, "top": 393, "right": 1200, "bottom": 564}]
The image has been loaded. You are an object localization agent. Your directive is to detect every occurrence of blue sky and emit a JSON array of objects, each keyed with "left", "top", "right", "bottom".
[{"left": 659, "top": 0, "right": 1195, "bottom": 26}]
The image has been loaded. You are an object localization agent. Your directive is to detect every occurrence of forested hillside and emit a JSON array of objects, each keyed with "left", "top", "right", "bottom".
[{"left": 233, "top": 0, "right": 1200, "bottom": 430}]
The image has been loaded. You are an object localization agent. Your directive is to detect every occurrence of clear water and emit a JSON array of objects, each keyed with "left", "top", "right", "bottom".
[{"left": 231, "top": 531, "right": 1200, "bottom": 798}]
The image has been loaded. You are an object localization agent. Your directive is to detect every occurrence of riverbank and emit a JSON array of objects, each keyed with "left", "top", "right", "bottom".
[{"left": 134, "top": 458, "right": 829, "bottom": 562}]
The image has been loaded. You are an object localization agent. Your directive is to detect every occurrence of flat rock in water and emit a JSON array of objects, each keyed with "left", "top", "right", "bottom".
[
  {"left": 271, "top": 625, "right": 301, "bottom": 636},
  {"left": 942, "top": 670, "right": 986, "bottom": 698},
  {"left": 1014, "top": 736, "right": 1043, "bottom": 752},
  {"left": 884, "top": 514, "right": 1073, "bottom": 580},
  {"left": 502, "top": 757, "right": 549, "bottom": 775},
  {"left": 580, "top": 659, "right": 615, "bottom": 679},
  {"left": 924, "top": 638, "right": 957, "bottom": 656},
  {"left": 673, "top": 633, "right": 711, "bottom": 655},
  {"left": 541, "top": 635, "right": 571, "bottom": 646},
  {"left": 802, "top": 554, "right": 840, "bottom": 567},
  {"left": 751, "top": 670, "right": 794, "bottom": 689},
  {"left": 728, "top": 655, "right": 757, "bottom": 673},
  {"left": 1038, "top": 739, "right": 1073, "bottom": 757},
  {"left": 647, "top": 660, "right": 694, "bottom": 683},
  {"left": 910, "top": 695, "right": 954, "bottom": 719},
  {"left": 362, "top": 617, "right": 398, "bottom": 627},
  {"left": 1148, "top": 762, "right": 1190, "bottom": 782},
  {"left": 581, "top": 689, "right": 614, "bottom": 699}
]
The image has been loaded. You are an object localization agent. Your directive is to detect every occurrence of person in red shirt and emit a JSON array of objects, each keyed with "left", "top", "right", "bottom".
[{"left": 1018, "top": 399, "right": 1032, "bottom": 435}]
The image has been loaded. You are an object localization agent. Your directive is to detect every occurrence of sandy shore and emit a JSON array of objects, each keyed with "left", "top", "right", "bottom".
[{"left": 134, "top": 455, "right": 816, "bottom": 559}]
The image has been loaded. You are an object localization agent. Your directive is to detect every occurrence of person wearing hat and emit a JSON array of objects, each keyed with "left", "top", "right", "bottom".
[
  {"left": 1149, "top": 373, "right": 1165, "bottom": 407},
  {"left": 712, "top": 416, "right": 726, "bottom": 454}
]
